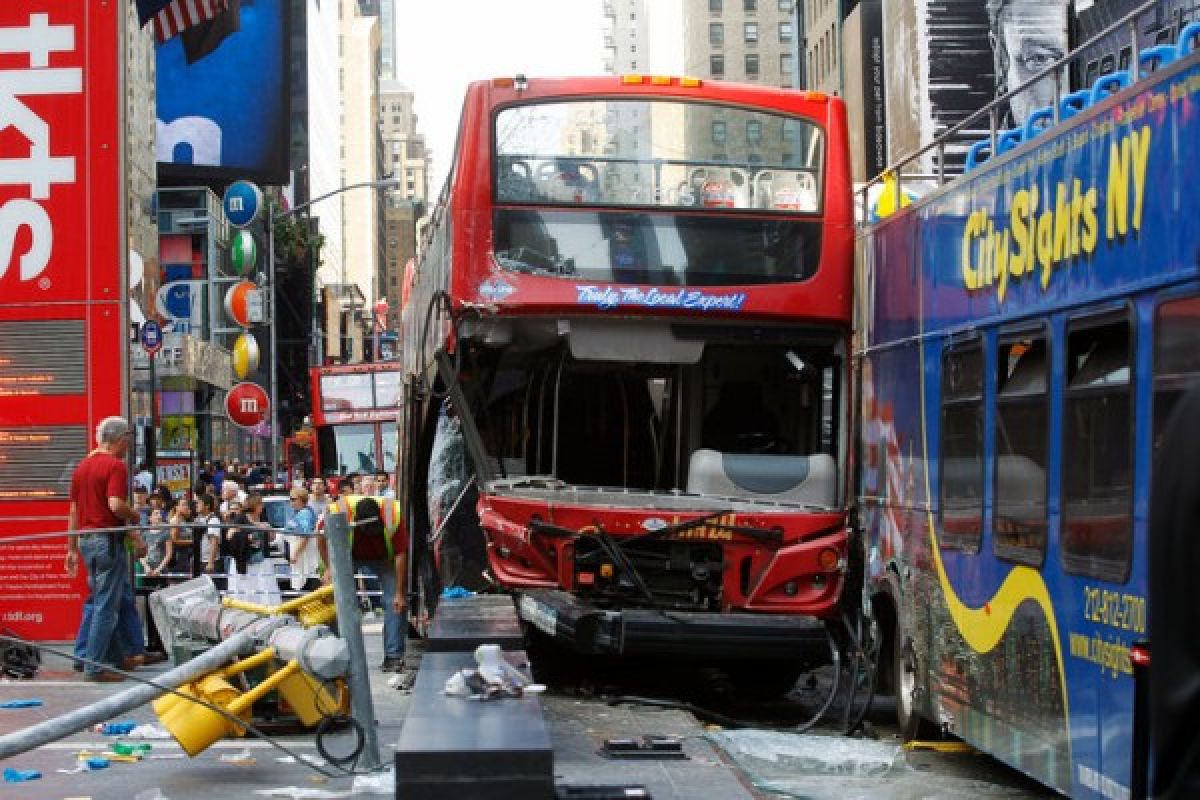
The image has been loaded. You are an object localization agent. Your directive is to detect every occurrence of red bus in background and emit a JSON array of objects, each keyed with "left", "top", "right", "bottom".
[
  {"left": 401, "top": 74, "right": 854, "bottom": 687},
  {"left": 309, "top": 363, "right": 402, "bottom": 482},
  {"left": 0, "top": 5, "right": 125, "bottom": 641}
]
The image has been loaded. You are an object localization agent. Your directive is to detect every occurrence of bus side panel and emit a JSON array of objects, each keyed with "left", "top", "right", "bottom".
[{"left": 867, "top": 55, "right": 1200, "bottom": 796}]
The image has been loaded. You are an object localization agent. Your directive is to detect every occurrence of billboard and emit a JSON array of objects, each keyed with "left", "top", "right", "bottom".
[
  {"left": 0, "top": 3, "right": 125, "bottom": 640},
  {"left": 156, "top": 0, "right": 290, "bottom": 185},
  {"left": 883, "top": 0, "right": 1069, "bottom": 172}
]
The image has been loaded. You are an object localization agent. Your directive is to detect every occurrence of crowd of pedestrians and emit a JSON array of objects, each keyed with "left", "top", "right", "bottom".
[{"left": 66, "top": 420, "right": 408, "bottom": 680}]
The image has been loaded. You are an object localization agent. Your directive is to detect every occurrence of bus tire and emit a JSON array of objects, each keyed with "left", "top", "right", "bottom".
[{"left": 892, "top": 614, "right": 935, "bottom": 741}]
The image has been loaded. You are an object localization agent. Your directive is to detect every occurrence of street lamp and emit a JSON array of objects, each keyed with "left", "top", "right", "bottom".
[{"left": 267, "top": 176, "right": 401, "bottom": 484}]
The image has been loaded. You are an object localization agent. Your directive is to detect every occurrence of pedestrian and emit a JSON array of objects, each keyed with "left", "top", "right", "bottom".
[
  {"left": 168, "top": 496, "right": 195, "bottom": 578},
  {"left": 63, "top": 416, "right": 142, "bottom": 682},
  {"left": 1149, "top": 382, "right": 1200, "bottom": 798},
  {"left": 318, "top": 491, "right": 407, "bottom": 672},
  {"left": 155, "top": 484, "right": 173, "bottom": 511},
  {"left": 308, "top": 477, "right": 331, "bottom": 524},
  {"left": 133, "top": 461, "right": 153, "bottom": 494},
  {"left": 242, "top": 492, "right": 274, "bottom": 566},
  {"left": 132, "top": 486, "right": 151, "bottom": 524},
  {"left": 212, "top": 460, "right": 226, "bottom": 494},
  {"left": 375, "top": 471, "right": 395, "bottom": 499},
  {"left": 195, "top": 493, "right": 222, "bottom": 577},
  {"left": 219, "top": 478, "right": 246, "bottom": 516},
  {"left": 136, "top": 507, "right": 173, "bottom": 657},
  {"left": 224, "top": 499, "right": 250, "bottom": 575},
  {"left": 284, "top": 487, "right": 321, "bottom": 592},
  {"left": 139, "top": 508, "right": 173, "bottom": 584}
]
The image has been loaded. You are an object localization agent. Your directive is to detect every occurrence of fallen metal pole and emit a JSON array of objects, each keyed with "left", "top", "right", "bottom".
[
  {"left": 325, "top": 510, "right": 382, "bottom": 770},
  {"left": 0, "top": 628, "right": 256, "bottom": 761}
]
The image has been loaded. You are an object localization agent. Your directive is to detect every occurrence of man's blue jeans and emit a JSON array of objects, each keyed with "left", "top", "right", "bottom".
[
  {"left": 79, "top": 535, "right": 130, "bottom": 675},
  {"left": 74, "top": 574, "right": 145, "bottom": 665},
  {"left": 359, "top": 561, "right": 406, "bottom": 659}
]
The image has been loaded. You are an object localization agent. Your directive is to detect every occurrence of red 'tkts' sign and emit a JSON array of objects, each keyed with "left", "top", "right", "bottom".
[{"left": 0, "top": 4, "right": 124, "bottom": 640}]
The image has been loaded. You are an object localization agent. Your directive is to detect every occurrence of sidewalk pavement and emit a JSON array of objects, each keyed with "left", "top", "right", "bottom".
[{"left": 0, "top": 618, "right": 758, "bottom": 800}]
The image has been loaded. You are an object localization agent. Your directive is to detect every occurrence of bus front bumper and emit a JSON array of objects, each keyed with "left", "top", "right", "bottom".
[{"left": 515, "top": 589, "right": 831, "bottom": 662}]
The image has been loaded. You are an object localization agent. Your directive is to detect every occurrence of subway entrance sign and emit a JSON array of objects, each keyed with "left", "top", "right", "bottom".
[{"left": 225, "top": 381, "right": 270, "bottom": 428}]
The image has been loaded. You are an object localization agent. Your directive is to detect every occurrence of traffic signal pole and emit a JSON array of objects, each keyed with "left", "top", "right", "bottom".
[{"left": 268, "top": 208, "right": 280, "bottom": 486}]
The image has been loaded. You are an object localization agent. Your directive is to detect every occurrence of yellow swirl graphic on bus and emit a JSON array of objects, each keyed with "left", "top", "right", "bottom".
[{"left": 915, "top": 297, "right": 1070, "bottom": 726}]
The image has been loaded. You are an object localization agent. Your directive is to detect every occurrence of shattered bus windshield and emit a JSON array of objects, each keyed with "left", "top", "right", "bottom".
[{"left": 448, "top": 324, "right": 843, "bottom": 509}]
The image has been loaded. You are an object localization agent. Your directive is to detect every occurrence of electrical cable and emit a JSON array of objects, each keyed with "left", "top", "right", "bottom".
[
  {"left": 0, "top": 632, "right": 382, "bottom": 779},
  {"left": 315, "top": 713, "right": 366, "bottom": 770},
  {"left": 606, "top": 624, "right": 843, "bottom": 736},
  {"left": 838, "top": 610, "right": 879, "bottom": 736}
]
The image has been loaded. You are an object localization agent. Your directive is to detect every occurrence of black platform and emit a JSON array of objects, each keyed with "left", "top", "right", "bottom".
[
  {"left": 394, "top": 650, "right": 554, "bottom": 800},
  {"left": 425, "top": 594, "right": 526, "bottom": 653}
]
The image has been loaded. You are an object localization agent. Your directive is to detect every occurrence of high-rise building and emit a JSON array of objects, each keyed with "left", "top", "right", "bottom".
[
  {"left": 379, "top": 0, "right": 397, "bottom": 80},
  {"left": 801, "top": 0, "right": 839, "bottom": 95},
  {"left": 332, "top": 2, "right": 384, "bottom": 363},
  {"left": 682, "top": 0, "right": 799, "bottom": 87},
  {"left": 602, "top": 0, "right": 649, "bottom": 73},
  {"left": 603, "top": 1, "right": 798, "bottom": 88},
  {"left": 292, "top": 0, "right": 346, "bottom": 288},
  {"left": 378, "top": 81, "right": 430, "bottom": 340}
]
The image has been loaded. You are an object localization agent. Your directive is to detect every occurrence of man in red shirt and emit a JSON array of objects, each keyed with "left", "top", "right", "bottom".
[{"left": 64, "top": 416, "right": 141, "bottom": 682}]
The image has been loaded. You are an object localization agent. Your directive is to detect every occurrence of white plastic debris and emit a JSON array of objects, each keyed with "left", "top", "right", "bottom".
[
  {"left": 126, "top": 724, "right": 171, "bottom": 739},
  {"left": 254, "top": 792, "right": 348, "bottom": 800},
  {"left": 218, "top": 747, "right": 256, "bottom": 764},
  {"left": 442, "top": 644, "right": 547, "bottom": 698},
  {"left": 134, "top": 789, "right": 170, "bottom": 800},
  {"left": 351, "top": 766, "right": 394, "bottom": 795},
  {"left": 276, "top": 754, "right": 326, "bottom": 767}
]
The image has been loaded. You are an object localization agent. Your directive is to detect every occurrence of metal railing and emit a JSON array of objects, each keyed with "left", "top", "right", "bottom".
[{"left": 856, "top": 0, "right": 1173, "bottom": 225}]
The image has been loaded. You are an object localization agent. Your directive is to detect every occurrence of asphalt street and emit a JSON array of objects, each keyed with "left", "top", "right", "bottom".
[{"left": 0, "top": 621, "right": 1053, "bottom": 800}]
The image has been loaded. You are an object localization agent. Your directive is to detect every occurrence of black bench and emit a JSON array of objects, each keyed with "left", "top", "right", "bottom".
[
  {"left": 425, "top": 594, "right": 526, "bottom": 653},
  {"left": 396, "top": 594, "right": 551, "bottom": 799}
]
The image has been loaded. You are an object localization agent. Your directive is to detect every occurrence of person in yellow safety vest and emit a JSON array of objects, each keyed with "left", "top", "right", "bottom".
[{"left": 317, "top": 493, "right": 408, "bottom": 672}]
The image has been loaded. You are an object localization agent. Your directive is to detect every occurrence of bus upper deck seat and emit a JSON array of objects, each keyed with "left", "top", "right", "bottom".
[
  {"left": 1090, "top": 71, "right": 1132, "bottom": 105},
  {"left": 1023, "top": 106, "right": 1056, "bottom": 142},
  {"left": 1060, "top": 89, "right": 1092, "bottom": 121},
  {"left": 1180, "top": 22, "right": 1200, "bottom": 57},
  {"left": 686, "top": 448, "right": 836, "bottom": 507},
  {"left": 752, "top": 169, "right": 819, "bottom": 212},
  {"left": 964, "top": 139, "right": 993, "bottom": 173},
  {"left": 1138, "top": 44, "right": 1178, "bottom": 77}
]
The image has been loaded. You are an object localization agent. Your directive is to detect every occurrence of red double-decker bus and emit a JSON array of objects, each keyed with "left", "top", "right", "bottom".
[
  {"left": 401, "top": 75, "right": 853, "bottom": 684},
  {"left": 309, "top": 363, "right": 401, "bottom": 481}
]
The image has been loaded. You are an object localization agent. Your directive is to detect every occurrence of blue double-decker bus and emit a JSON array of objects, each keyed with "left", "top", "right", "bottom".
[{"left": 857, "top": 11, "right": 1200, "bottom": 798}]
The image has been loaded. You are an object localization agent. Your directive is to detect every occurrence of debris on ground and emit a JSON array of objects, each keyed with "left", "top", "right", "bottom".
[
  {"left": 2, "top": 767, "right": 42, "bottom": 782},
  {"left": 351, "top": 766, "right": 394, "bottom": 794},
  {"left": 0, "top": 698, "right": 42, "bottom": 708},
  {"left": 253, "top": 789, "right": 353, "bottom": 799},
  {"left": 218, "top": 748, "right": 257, "bottom": 766}
]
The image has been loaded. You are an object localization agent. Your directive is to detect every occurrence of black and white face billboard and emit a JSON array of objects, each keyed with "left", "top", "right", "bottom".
[{"left": 883, "top": 0, "right": 1068, "bottom": 172}]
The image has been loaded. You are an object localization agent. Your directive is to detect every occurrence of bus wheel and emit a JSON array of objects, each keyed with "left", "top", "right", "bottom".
[{"left": 893, "top": 619, "right": 935, "bottom": 740}]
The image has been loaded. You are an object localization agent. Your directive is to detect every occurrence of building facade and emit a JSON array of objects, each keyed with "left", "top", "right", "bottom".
[
  {"left": 333, "top": 4, "right": 383, "bottom": 363},
  {"left": 378, "top": 80, "right": 431, "bottom": 345}
]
